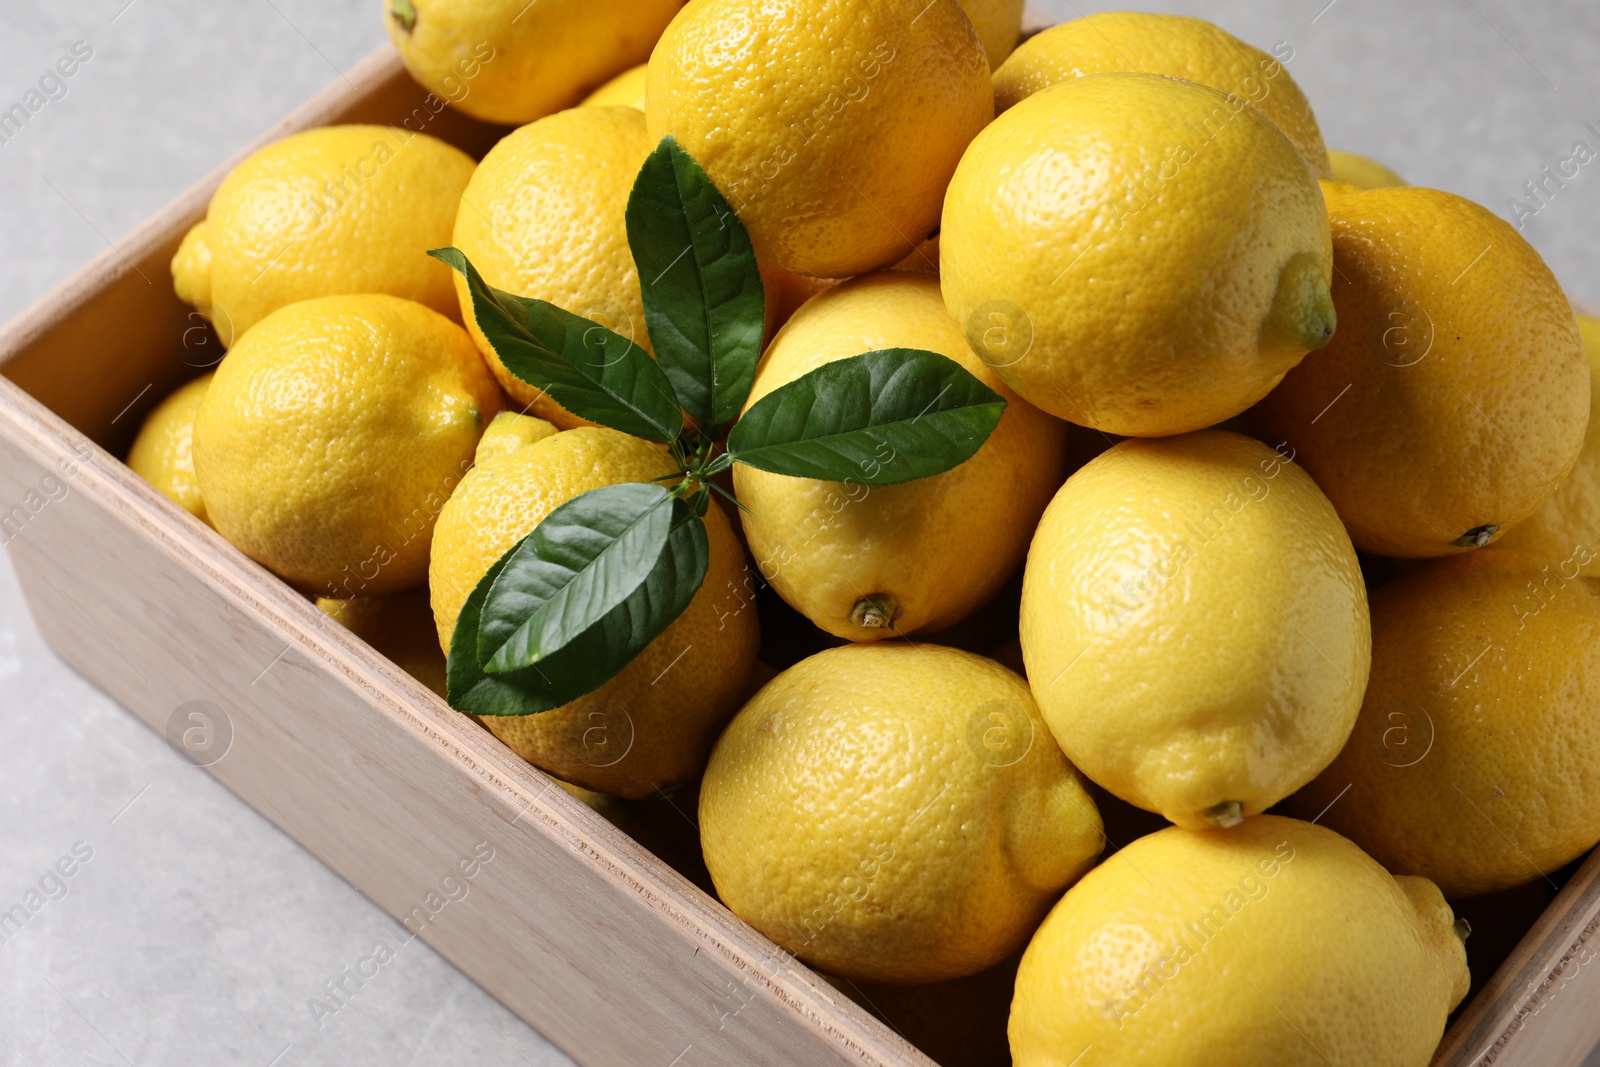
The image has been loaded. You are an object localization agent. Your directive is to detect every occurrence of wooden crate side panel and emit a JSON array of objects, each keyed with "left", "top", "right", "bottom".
[
  {"left": 0, "top": 383, "right": 930, "bottom": 1067},
  {"left": 1434, "top": 847, "right": 1600, "bottom": 1066}
]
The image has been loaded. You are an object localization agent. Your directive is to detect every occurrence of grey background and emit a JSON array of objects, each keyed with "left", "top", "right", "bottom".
[{"left": 1, "top": 1, "right": 1596, "bottom": 1065}]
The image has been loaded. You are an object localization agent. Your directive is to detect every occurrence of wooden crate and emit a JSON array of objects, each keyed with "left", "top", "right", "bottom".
[{"left": 3, "top": 29, "right": 1599, "bottom": 1067}]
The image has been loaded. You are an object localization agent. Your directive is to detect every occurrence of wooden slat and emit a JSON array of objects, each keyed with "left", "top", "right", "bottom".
[
  {"left": 1434, "top": 848, "right": 1600, "bottom": 1066},
  {"left": 0, "top": 373, "right": 932, "bottom": 1067}
]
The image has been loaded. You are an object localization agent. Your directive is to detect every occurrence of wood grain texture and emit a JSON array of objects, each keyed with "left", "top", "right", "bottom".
[
  {"left": 0, "top": 373, "right": 931, "bottom": 1067},
  {"left": 1, "top": 23, "right": 1597, "bottom": 1067},
  {"left": 1433, "top": 846, "right": 1600, "bottom": 1066}
]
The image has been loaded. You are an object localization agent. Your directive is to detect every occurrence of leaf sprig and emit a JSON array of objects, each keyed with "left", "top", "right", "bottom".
[{"left": 431, "top": 137, "right": 1006, "bottom": 717}]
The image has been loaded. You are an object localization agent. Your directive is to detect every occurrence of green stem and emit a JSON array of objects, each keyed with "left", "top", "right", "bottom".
[
  {"left": 1201, "top": 801, "right": 1245, "bottom": 829},
  {"left": 389, "top": 0, "right": 417, "bottom": 33},
  {"left": 706, "top": 478, "right": 752, "bottom": 515}
]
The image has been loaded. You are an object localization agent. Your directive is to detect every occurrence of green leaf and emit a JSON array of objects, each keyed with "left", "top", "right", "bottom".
[
  {"left": 446, "top": 548, "right": 514, "bottom": 711},
  {"left": 429, "top": 247, "right": 684, "bottom": 442},
  {"left": 725, "top": 348, "right": 1007, "bottom": 485},
  {"left": 626, "top": 137, "right": 766, "bottom": 427},
  {"left": 446, "top": 499, "right": 710, "bottom": 716},
  {"left": 478, "top": 483, "right": 674, "bottom": 675}
]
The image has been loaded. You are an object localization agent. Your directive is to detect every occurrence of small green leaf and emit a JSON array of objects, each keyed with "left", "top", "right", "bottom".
[
  {"left": 478, "top": 483, "right": 674, "bottom": 675},
  {"left": 429, "top": 247, "right": 684, "bottom": 442},
  {"left": 725, "top": 348, "right": 1007, "bottom": 485},
  {"left": 446, "top": 549, "right": 515, "bottom": 711},
  {"left": 446, "top": 499, "right": 710, "bottom": 716},
  {"left": 626, "top": 137, "right": 766, "bottom": 427}
]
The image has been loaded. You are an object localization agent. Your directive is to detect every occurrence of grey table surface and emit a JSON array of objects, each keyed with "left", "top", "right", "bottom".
[{"left": 1, "top": 1, "right": 1597, "bottom": 1065}]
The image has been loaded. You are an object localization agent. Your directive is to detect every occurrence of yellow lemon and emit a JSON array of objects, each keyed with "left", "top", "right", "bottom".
[
  {"left": 384, "top": 0, "right": 678, "bottom": 125},
  {"left": 452, "top": 106, "right": 654, "bottom": 428},
  {"left": 472, "top": 410, "right": 559, "bottom": 465},
  {"left": 1020, "top": 430, "right": 1370, "bottom": 829},
  {"left": 1328, "top": 148, "right": 1406, "bottom": 188},
  {"left": 1010, "top": 816, "right": 1469, "bottom": 1066},
  {"left": 994, "top": 13, "right": 1331, "bottom": 177},
  {"left": 1250, "top": 185, "right": 1588, "bottom": 557},
  {"left": 890, "top": 233, "right": 941, "bottom": 274},
  {"left": 194, "top": 294, "right": 500, "bottom": 597},
  {"left": 767, "top": 270, "right": 840, "bottom": 334},
  {"left": 580, "top": 63, "right": 647, "bottom": 110},
  {"left": 942, "top": 72, "right": 1334, "bottom": 437},
  {"left": 1494, "top": 314, "right": 1600, "bottom": 571},
  {"left": 126, "top": 373, "right": 213, "bottom": 524},
  {"left": 428, "top": 426, "right": 759, "bottom": 797},
  {"left": 647, "top": 0, "right": 992, "bottom": 277},
  {"left": 172, "top": 125, "right": 475, "bottom": 345},
  {"left": 734, "top": 272, "right": 1068, "bottom": 640},
  {"left": 700, "top": 644, "right": 1103, "bottom": 983},
  {"left": 960, "top": 0, "right": 1026, "bottom": 68},
  {"left": 1289, "top": 550, "right": 1600, "bottom": 898},
  {"left": 318, "top": 587, "right": 447, "bottom": 697}
]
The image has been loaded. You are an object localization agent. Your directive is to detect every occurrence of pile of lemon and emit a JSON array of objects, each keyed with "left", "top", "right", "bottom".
[{"left": 126, "top": 2, "right": 1600, "bottom": 1064}]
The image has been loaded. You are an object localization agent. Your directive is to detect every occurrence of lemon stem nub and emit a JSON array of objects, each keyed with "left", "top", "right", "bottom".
[
  {"left": 1202, "top": 801, "right": 1245, "bottom": 828},
  {"left": 1453, "top": 917, "right": 1472, "bottom": 944},
  {"left": 390, "top": 0, "right": 417, "bottom": 33},
  {"left": 1264, "top": 251, "right": 1337, "bottom": 353},
  {"left": 850, "top": 594, "right": 900, "bottom": 631},
  {"left": 1453, "top": 525, "right": 1497, "bottom": 548}
]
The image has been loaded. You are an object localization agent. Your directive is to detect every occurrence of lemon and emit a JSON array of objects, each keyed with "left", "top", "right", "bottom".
[
  {"left": 734, "top": 273, "right": 1067, "bottom": 640},
  {"left": 767, "top": 271, "right": 840, "bottom": 334},
  {"left": 1494, "top": 314, "right": 1600, "bottom": 571},
  {"left": 890, "top": 233, "right": 941, "bottom": 274},
  {"left": 580, "top": 63, "right": 647, "bottom": 110},
  {"left": 126, "top": 373, "right": 212, "bottom": 524},
  {"left": 647, "top": 0, "right": 993, "bottom": 278},
  {"left": 941, "top": 72, "right": 1334, "bottom": 437},
  {"left": 1020, "top": 430, "right": 1370, "bottom": 829},
  {"left": 994, "top": 13, "right": 1332, "bottom": 177},
  {"left": 1328, "top": 148, "right": 1406, "bottom": 188},
  {"left": 429, "top": 426, "right": 759, "bottom": 797},
  {"left": 959, "top": 0, "right": 1026, "bottom": 68},
  {"left": 384, "top": 0, "right": 678, "bottom": 125},
  {"left": 1010, "top": 816, "right": 1468, "bottom": 1066},
  {"left": 172, "top": 125, "right": 475, "bottom": 346},
  {"left": 1289, "top": 550, "right": 1600, "bottom": 898},
  {"left": 700, "top": 643, "right": 1103, "bottom": 984},
  {"left": 317, "top": 587, "right": 447, "bottom": 697},
  {"left": 452, "top": 106, "right": 654, "bottom": 429},
  {"left": 194, "top": 294, "right": 500, "bottom": 597},
  {"left": 473, "top": 410, "right": 559, "bottom": 465},
  {"left": 1250, "top": 184, "right": 1589, "bottom": 557}
]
